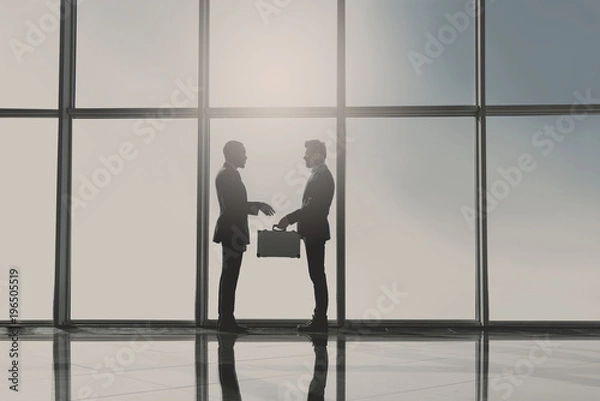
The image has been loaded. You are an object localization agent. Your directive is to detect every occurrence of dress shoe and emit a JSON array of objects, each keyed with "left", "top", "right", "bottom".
[
  {"left": 218, "top": 320, "right": 249, "bottom": 334},
  {"left": 297, "top": 315, "right": 328, "bottom": 333}
]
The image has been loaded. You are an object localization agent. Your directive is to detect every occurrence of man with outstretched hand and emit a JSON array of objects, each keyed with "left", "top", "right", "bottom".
[{"left": 214, "top": 140, "right": 275, "bottom": 333}]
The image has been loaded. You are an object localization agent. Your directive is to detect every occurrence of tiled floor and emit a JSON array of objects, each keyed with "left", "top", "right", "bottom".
[{"left": 1, "top": 327, "right": 599, "bottom": 400}]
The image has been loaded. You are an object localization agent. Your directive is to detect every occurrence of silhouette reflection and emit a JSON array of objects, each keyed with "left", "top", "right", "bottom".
[
  {"left": 306, "top": 333, "right": 329, "bottom": 401},
  {"left": 217, "top": 333, "right": 243, "bottom": 401},
  {"left": 20, "top": 328, "right": 496, "bottom": 401},
  {"left": 216, "top": 333, "right": 330, "bottom": 401}
]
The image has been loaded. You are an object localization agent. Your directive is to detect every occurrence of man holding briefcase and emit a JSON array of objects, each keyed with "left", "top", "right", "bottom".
[{"left": 277, "top": 140, "right": 335, "bottom": 332}]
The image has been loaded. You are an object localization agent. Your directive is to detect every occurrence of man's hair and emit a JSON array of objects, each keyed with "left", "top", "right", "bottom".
[
  {"left": 223, "top": 140, "right": 244, "bottom": 160},
  {"left": 304, "top": 139, "right": 327, "bottom": 159}
]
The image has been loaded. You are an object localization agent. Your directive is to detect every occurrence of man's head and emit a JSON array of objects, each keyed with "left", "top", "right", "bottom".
[
  {"left": 303, "top": 139, "right": 327, "bottom": 169},
  {"left": 223, "top": 140, "right": 247, "bottom": 168}
]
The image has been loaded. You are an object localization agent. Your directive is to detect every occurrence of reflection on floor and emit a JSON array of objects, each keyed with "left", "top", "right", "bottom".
[{"left": 1, "top": 327, "right": 599, "bottom": 400}]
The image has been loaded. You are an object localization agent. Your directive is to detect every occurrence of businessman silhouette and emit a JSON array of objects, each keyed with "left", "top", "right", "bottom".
[
  {"left": 214, "top": 141, "right": 274, "bottom": 333},
  {"left": 277, "top": 140, "right": 334, "bottom": 332}
]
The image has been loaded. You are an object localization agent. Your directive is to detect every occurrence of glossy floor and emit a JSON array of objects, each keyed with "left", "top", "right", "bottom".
[{"left": 1, "top": 328, "right": 599, "bottom": 400}]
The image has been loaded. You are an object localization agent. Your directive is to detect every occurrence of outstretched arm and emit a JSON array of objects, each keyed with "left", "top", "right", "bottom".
[
  {"left": 248, "top": 201, "right": 275, "bottom": 216},
  {"left": 216, "top": 170, "right": 274, "bottom": 217}
]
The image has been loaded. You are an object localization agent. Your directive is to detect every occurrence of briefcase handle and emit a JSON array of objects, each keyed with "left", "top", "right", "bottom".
[{"left": 272, "top": 224, "right": 286, "bottom": 232}]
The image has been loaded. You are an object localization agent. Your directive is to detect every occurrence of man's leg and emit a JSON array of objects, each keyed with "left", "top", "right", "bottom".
[
  {"left": 306, "top": 240, "right": 328, "bottom": 318},
  {"left": 300, "top": 239, "right": 328, "bottom": 332},
  {"left": 218, "top": 242, "right": 244, "bottom": 324}
]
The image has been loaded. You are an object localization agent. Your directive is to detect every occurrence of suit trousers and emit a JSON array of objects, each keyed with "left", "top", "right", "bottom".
[
  {"left": 218, "top": 239, "right": 245, "bottom": 322},
  {"left": 304, "top": 239, "right": 329, "bottom": 319}
]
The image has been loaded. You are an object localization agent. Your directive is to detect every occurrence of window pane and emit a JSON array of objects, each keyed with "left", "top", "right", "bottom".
[
  {"left": 71, "top": 119, "right": 197, "bottom": 319},
  {"left": 347, "top": 0, "right": 475, "bottom": 106},
  {"left": 488, "top": 116, "right": 600, "bottom": 320},
  {"left": 209, "top": 119, "right": 337, "bottom": 319},
  {"left": 76, "top": 0, "right": 199, "bottom": 108},
  {"left": 487, "top": 0, "right": 600, "bottom": 105},
  {"left": 0, "top": 119, "right": 57, "bottom": 320},
  {"left": 0, "top": 1, "right": 59, "bottom": 108},
  {"left": 347, "top": 118, "right": 476, "bottom": 320},
  {"left": 210, "top": 0, "right": 336, "bottom": 107}
]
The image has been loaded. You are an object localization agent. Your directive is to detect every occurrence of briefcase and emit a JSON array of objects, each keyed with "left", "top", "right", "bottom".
[{"left": 257, "top": 225, "right": 301, "bottom": 258}]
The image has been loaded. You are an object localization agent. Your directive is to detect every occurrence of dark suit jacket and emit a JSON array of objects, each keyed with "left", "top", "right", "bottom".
[
  {"left": 213, "top": 163, "right": 260, "bottom": 246},
  {"left": 285, "top": 164, "right": 335, "bottom": 242}
]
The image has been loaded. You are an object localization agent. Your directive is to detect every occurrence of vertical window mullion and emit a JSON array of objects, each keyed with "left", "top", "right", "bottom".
[{"left": 54, "top": 0, "right": 77, "bottom": 328}]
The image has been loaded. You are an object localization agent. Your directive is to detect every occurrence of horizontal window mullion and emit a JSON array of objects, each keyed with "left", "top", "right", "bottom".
[
  {"left": 70, "top": 108, "right": 199, "bottom": 119},
  {"left": 486, "top": 104, "right": 600, "bottom": 117},
  {"left": 8, "top": 106, "right": 599, "bottom": 120},
  {"left": 208, "top": 107, "right": 337, "bottom": 119},
  {"left": 347, "top": 106, "right": 478, "bottom": 118},
  {"left": 0, "top": 109, "right": 59, "bottom": 118}
]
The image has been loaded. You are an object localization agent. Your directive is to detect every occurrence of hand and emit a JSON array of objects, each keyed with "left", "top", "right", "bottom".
[
  {"left": 276, "top": 217, "right": 290, "bottom": 230},
  {"left": 259, "top": 202, "right": 275, "bottom": 216}
]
